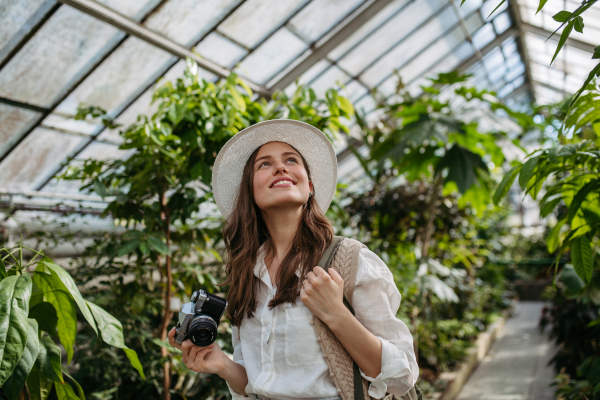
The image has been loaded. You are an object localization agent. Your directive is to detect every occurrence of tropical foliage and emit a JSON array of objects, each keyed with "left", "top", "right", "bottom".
[{"left": 0, "top": 243, "right": 143, "bottom": 400}]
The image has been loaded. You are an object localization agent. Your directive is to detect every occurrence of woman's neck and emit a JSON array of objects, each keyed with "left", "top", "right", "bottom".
[{"left": 261, "top": 207, "right": 302, "bottom": 282}]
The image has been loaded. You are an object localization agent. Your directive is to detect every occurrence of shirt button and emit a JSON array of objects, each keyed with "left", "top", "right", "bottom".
[
  {"left": 309, "top": 319, "right": 315, "bottom": 325},
  {"left": 264, "top": 363, "right": 271, "bottom": 371}
]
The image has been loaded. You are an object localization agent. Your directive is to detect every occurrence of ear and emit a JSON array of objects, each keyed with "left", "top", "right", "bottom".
[{"left": 309, "top": 180, "right": 314, "bottom": 193}]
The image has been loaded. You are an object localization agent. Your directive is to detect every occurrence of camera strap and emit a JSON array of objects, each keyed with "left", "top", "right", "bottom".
[{"left": 318, "top": 235, "right": 366, "bottom": 400}]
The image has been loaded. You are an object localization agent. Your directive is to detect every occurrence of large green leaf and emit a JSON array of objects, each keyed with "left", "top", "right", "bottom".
[
  {"left": 0, "top": 274, "right": 32, "bottom": 387},
  {"left": 436, "top": 144, "right": 487, "bottom": 193},
  {"left": 41, "top": 259, "right": 98, "bottom": 335},
  {"left": 147, "top": 234, "right": 170, "bottom": 255},
  {"left": 571, "top": 235, "right": 594, "bottom": 283},
  {"left": 55, "top": 381, "right": 81, "bottom": 400},
  {"left": 519, "top": 156, "right": 540, "bottom": 190},
  {"left": 3, "top": 319, "right": 40, "bottom": 400},
  {"left": 559, "top": 265, "right": 586, "bottom": 296},
  {"left": 0, "top": 258, "right": 6, "bottom": 281},
  {"left": 493, "top": 165, "right": 521, "bottom": 205},
  {"left": 32, "top": 271, "right": 77, "bottom": 363},
  {"left": 86, "top": 301, "right": 146, "bottom": 379},
  {"left": 39, "top": 335, "right": 64, "bottom": 384},
  {"left": 547, "top": 218, "right": 566, "bottom": 253},
  {"left": 567, "top": 179, "right": 599, "bottom": 223},
  {"left": 62, "top": 369, "right": 85, "bottom": 400},
  {"left": 29, "top": 302, "right": 58, "bottom": 336},
  {"left": 27, "top": 360, "right": 52, "bottom": 400}
]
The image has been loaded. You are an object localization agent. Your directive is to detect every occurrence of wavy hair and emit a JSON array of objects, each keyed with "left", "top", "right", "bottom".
[{"left": 222, "top": 145, "right": 334, "bottom": 327}]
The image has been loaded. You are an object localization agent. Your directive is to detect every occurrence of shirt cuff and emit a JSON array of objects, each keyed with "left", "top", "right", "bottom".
[
  {"left": 360, "top": 369, "right": 388, "bottom": 399},
  {"left": 226, "top": 381, "right": 250, "bottom": 400}
]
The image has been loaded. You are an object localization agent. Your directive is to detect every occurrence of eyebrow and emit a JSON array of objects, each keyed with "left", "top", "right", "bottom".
[{"left": 255, "top": 151, "right": 300, "bottom": 164}]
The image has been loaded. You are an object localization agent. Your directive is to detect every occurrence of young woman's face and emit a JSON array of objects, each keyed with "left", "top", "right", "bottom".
[{"left": 252, "top": 142, "right": 313, "bottom": 213}]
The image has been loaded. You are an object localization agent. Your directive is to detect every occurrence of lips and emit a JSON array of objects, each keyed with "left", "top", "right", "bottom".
[{"left": 270, "top": 177, "right": 296, "bottom": 188}]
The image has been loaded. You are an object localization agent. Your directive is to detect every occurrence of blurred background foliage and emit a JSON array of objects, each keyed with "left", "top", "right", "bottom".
[{"left": 2, "top": 46, "right": 600, "bottom": 399}]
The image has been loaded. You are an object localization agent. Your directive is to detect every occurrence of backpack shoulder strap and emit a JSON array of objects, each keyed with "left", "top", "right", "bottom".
[{"left": 317, "top": 235, "right": 366, "bottom": 400}]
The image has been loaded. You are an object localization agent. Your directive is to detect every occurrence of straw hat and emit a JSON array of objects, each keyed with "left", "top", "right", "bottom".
[{"left": 211, "top": 119, "right": 338, "bottom": 220}]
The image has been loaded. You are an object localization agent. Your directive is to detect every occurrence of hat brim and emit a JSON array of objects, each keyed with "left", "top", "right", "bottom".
[{"left": 212, "top": 120, "right": 338, "bottom": 220}]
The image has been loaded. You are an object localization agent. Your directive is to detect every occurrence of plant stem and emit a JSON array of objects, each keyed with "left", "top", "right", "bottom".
[
  {"left": 421, "top": 173, "right": 443, "bottom": 260},
  {"left": 159, "top": 187, "right": 172, "bottom": 400}
]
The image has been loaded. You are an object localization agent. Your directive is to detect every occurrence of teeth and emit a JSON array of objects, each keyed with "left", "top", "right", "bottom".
[{"left": 272, "top": 180, "right": 293, "bottom": 187}]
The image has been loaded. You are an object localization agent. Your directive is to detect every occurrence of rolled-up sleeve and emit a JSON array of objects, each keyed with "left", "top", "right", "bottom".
[
  {"left": 353, "top": 248, "right": 419, "bottom": 398},
  {"left": 226, "top": 326, "right": 249, "bottom": 399}
]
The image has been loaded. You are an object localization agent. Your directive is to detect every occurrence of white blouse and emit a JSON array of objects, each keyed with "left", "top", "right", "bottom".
[{"left": 228, "top": 246, "right": 419, "bottom": 400}]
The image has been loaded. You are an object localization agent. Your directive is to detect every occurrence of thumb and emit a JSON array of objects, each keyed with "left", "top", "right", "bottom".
[{"left": 329, "top": 268, "right": 344, "bottom": 288}]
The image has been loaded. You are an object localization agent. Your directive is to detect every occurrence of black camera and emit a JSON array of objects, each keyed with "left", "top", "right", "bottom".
[{"left": 174, "top": 290, "right": 227, "bottom": 347}]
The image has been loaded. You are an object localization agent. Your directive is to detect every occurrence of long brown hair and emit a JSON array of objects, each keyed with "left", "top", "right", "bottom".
[{"left": 222, "top": 145, "right": 334, "bottom": 327}]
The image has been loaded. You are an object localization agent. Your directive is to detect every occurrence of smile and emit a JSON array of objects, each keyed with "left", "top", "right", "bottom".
[{"left": 270, "top": 179, "right": 296, "bottom": 188}]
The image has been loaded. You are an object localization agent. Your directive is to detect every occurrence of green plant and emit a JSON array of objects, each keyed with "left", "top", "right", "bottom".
[
  {"left": 540, "top": 265, "right": 600, "bottom": 399},
  {"left": 0, "top": 243, "right": 143, "bottom": 400},
  {"left": 63, "top": 58, "right": 353, "bottom": 399}
]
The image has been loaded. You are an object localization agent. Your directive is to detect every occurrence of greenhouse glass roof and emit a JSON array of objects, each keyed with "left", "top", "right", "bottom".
[{"left": 0, "top": 0, "right": 596, "bottom": 212}]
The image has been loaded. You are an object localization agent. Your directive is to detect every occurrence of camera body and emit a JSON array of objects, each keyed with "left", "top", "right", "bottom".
[{"left": 174, "top": 290, "right": 227, "bottom": 347}]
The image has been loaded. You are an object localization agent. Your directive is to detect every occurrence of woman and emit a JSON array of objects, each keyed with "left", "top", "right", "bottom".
[{"left": 168, "top": 120, "right": 419, "bottom": 399}]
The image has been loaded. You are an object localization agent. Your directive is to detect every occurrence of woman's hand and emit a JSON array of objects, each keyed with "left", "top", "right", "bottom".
[
  {"left": 300, "top": 266, "right": 348, "bottom": 325},
  {"left": 168, "top": 328, "right": 227, "bottom": 375}
]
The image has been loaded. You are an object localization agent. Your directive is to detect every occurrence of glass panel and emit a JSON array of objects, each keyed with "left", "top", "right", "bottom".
[
  {"left": 75, "top": 141, "right": 127, "bottom": 161},
  {"left": 266, "top": 49, "right": 311, "bottom": 89},
  {"left": 309, "top": 66, "right": 350, "bottom": 97},
  {"left": 289, "top": 0, "right": 364, "bottom": 43},
  {"left": 472, "top": 23, "right": 495, "bottom": 49},
  {"left": 0, "top": 0, "right": 55, "bottom": 65},
  {"left": 458, "top": 0, "right": 482, "bottom": 17},
  {"left": 327, "top": 0, "right": 410, "bottom": 61},
  {"left": 96, "top": 59, "right": 207, "bottom": 144},
  {"left": 0, "top": 127, "right": 83, "bottom": 190},
  {"left": 97, "top": 0, "right": 163, "bottom": 19},
  {"left": 340, "top": 80, "right": 368, "bottom": 102},
  {"left": 353, "top": 95, "right": 375, "bottom": 114},
  {"left": 236, "top": 27, "right": 307, "bottom": 85},
  {"left": 483, "top": 48, "right": 504, "bottom": 70},
  {"left": 195, "top": 32, "right": 248, "bottom": 69},
  {"left": 144, "top": 0, "right": 241, "bottom": 47},
  {"left": 0, "top": 104, "right": 41, "bottom": 158},
  {"left": 505, "top": 62, "right": 525, "bottom": 82},
  {"left": 512, "top": 75, "right": 525, "bottom": 89},
  {"left": 502, "top": 38, "right": 517, "bottom": 57},
  {"left": 489, "top": 65, "right": 507, "bottom": 83},
  {"left": 493, "top": 11, "right": 511, "bottom": 34},
  {"left": 282, "top": 59, "right": 330, "bottom": 96},
  {"left": 218, "top": 0, "right": 309, "bottom": 49},
  {"left": 481, "top": 0, "right": 507, "bottom": 19},
  {"left": 55, "top": 37, "right": 176, "bottom": 117},
  {"left": 338, "top": 0, "right": 449, "bottom": 77},
  {"left": 396, "top": 24, "right": 467, "bottom": 84},
  {"left": 0, "top": 7, "right": 126, "bottom": 107},
  {"left": 359, "top": 3, "right": 457, "bottom": 86},
  {"left": 42, "top": 113, "right": 102, "bottom": 136}
]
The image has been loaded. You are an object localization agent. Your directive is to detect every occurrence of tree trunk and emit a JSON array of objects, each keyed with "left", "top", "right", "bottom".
[
  {"left": 421, "top": 173, "right": 443, "bottom": 260},
  {"left": 159, "top": 193, "right": 172, "bottom": 400}
]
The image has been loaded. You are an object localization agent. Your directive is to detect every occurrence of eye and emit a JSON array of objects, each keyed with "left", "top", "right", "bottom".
[
  {"left": 258, "top": 161, "right": 270, "bottom": 168},
  {"left": 286, "top": 157, "right": 298, "bottom": 164}
]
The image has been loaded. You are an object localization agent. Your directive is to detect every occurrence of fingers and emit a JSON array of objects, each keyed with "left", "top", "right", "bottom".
[
  {"left": 168, "top": 327, "right": 183, "bottom": 351},
  {"left": 187, "top": 343, "right": 215, "bottom": 367},
  {"left": 328, "top": 268, "right": 344, "bottom": 288}
]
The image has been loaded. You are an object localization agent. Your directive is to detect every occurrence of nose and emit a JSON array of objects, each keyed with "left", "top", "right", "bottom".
[{"left": 274, "top": 161, "right": 288, "bottom": 174}]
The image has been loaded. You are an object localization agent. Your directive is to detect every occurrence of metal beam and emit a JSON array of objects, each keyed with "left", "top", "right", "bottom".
[
  {"left": 522, "top": 22, "right": 595, "bottom": 54},
  {"left": 456, "top": 27, "right": 520, "bottom": 73},
  {"left": 269, "top": 0, "right": 394, "bottom": 91},
  {"left": 508, "top": 0, "right": 536, "bottom": 103},
  {"left": 56, "top": 0, "right": 270, "bottom": 97},
  {"left": 0, "top": 97, "right": 50, "bottom": 114}
]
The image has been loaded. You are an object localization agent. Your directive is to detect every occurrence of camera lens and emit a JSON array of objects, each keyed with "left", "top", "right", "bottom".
[{"left": 188, "top": 315, "right": 218, "bottom": 347}]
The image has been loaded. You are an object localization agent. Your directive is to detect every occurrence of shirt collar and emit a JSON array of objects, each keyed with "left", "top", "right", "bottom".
[{"left": 254, "top": 243, "right": 303, "bottom": 288}]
